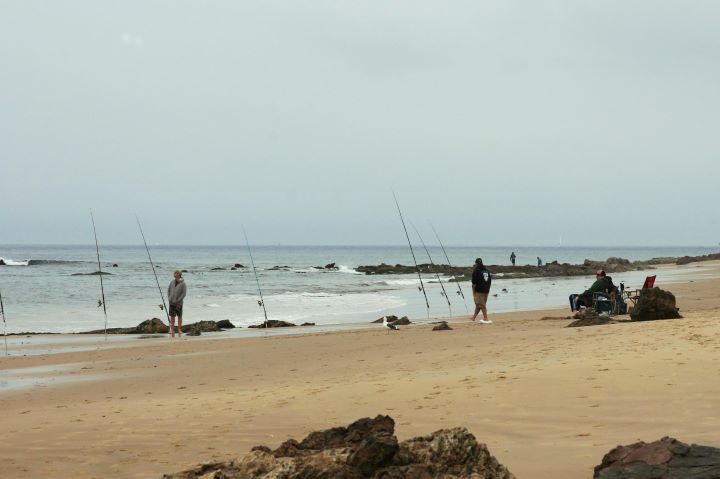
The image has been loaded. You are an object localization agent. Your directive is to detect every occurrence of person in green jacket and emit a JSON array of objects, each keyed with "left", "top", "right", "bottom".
[{"left": 569, "top": 270, "right": 608, "bottom": 311}]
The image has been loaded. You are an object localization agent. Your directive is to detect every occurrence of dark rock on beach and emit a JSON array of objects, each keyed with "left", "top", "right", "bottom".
[
  {"left": 234, "top": 263, "right": 244, "bottom": 268},
  {"left": 300, "top": 322, "right": 316, "bottom": 326},
  {"left": 372, "top": 315, "right": 411, "bottom": 325},
  {"left": 248, "top": 320, "right": 297, "bottom": 328},
  {"left": 432, "top": 321, "right": 453, "bottom": 331},
  {"left": 325, "top": 262, "right": 337, "bottom": 269},
  {"left": 71, "top": 271, "right": 112, "bottom": 276},
  {"left": 210, "top": 267, "right": 225, "bottom": 271},
  {"left": 162, "top": 415, "right": 515, "bottom": 479},
  {"left": 216, "top": 319, "right": 236, "bottom": 329},
  {"left": 83, "top": 318, "right": 170, "bottom": 335},
  {"left": 112, "top": 263, "right": 118, "bottom": 267},
  {"left": 630, "top": 287, "right": 682, "bottom": 321},
  {"left": 0, "top": 259, "right": 5, "bottom": 265},
  {"left": 594, "top": 436, "right": 720, "bottom": 478}
]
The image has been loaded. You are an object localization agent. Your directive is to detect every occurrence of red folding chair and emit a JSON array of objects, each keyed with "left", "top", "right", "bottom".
[{"left": 626, "top": 275, "right": 656, "bottom": 305}]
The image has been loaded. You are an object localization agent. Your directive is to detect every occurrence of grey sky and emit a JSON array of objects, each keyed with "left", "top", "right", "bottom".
[{"left": 2, "top": 1, "right": 719, "bottom": 246}]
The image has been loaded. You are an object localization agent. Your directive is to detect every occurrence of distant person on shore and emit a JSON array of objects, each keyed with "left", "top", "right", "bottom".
[
  {"left": 471, "top": 258, "right": 492, "bottom": 324},
  {"left": 537, "top": 257, "right": 542, "bottom": 267},
  {"left": 510, "top": 252, "right": 516, "bottom": 266},
  {"left": 168, "top": 270, "right": 187, "bottom": 337},
  {"left": 569, "top": 270, "right": 608, "bottom": 312}
]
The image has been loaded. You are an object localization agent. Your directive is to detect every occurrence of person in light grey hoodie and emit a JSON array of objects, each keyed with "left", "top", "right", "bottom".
[{"left": 167, "top": 270, "right": 187, "bottom": 337}]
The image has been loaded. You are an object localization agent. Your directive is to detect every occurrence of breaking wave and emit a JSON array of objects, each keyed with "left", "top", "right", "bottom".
[{"left": 0, "top": 258, "right": 85, "bottom": 266}]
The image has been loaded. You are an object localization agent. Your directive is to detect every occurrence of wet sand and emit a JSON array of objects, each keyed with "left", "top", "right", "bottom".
[{"left": 1, "top": 265, "right": 719, "bottom": 478}]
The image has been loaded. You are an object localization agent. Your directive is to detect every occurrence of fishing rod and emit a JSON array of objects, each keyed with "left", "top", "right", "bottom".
[
  {"left": 1, "top": 290, "right": 7, "bottom": 356},
  {"left": 392, "top": 192, "right": 430, "bottom": 320},
  {"left": 90, "top": 210, "right": 108, "bottom": 341},
  {"left": 136, "top": 216, "right": 171, "bottom": 327},
  {"left": 411, "top": 223, "right": 452, "bottom": 318},
  {"left": 243, "top": 227, "right": 268, "bottom": 328},
  {"left": 430, "top": 224, "right": 469, "bottom": 313}
]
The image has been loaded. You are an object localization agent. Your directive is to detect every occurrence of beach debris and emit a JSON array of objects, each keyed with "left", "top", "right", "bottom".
[
  {"left": 432, "top": 321, "right": 453, "bottom": 331},
  {"left": 383, "top": 317, "right": 399, "bottom": 334},
  {"left": 248, "top": 320, "right": 295, "bottom": 328},
  {"left": 161, "top": 415, "right": 515, "bottom": 479},
  {"left": 594, "top": 436, "right": 720, "bottom": 478},
  {"left": 630, "top": 288, "right": 682, "bottom": 321}
]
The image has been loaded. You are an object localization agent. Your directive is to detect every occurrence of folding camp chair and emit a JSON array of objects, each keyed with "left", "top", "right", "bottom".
[{"left": 625, "top": 275, "right": 656, "bottom": 306}]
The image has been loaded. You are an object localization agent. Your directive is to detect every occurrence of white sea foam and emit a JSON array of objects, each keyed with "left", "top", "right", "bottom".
[{"left": 0, "top": 257, "right": 30, "bottom": 266}]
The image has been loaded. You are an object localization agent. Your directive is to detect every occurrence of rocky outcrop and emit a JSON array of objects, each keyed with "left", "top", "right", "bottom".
[
  {"left": 300, "top": 322, "right": 316, "bottom": 326},
  {"left": 432, "top": 321, "right": 453, "bottom": 331},
  {"left": 71, "top": 271, "right": 112, "bottom": 276},
  {"left": 162, "top": 415, "right": 514, "bottom": 479},
  {"left": 630, "top": 288, "right": 681, "bottom": 321},
  {"left": 372, "top": 315, "right": 411, "bottom": 325},
  {"left": 83, "top": 318, "right": 170, "bottom": 334},
  {"left": 216, "top": 319, "right": 236, "bottom": 329},
  {"left": 356, "top": 254, "right": 720, "bottom": 280},
  {"left": 234, "top": 263, "right": 245, "bottom": 268},
  {"left": 325, "top": 263, "right": 337, "bottom": 269},
  {"left": 248, "top": 320, "right": 296, "bottom": 328},
  {"left": 181, "top": 320, "right": 236, "bottom": 334},
  {"left": 594, "top": 436, "right": 720, "bottom": 478}
]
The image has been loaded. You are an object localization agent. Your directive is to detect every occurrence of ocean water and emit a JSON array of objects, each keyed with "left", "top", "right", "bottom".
[{"left": 0, "top": 245, "right": 718, "bottom": 333}]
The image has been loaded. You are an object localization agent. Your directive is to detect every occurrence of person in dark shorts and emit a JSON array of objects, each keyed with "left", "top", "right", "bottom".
[
  {"left": 471, "top": 258, "right": 492, "bottom": 324},
  {"left": 510, "top": 252, "right": 516, "bottom": 266},
  {"left": 167, "top": 270, "right": 187, "bottom": 337}
]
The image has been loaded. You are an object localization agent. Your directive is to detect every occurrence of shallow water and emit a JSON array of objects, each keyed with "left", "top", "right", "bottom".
[{"left": 0, "top": 245, "right": 717, "bottom": 333}]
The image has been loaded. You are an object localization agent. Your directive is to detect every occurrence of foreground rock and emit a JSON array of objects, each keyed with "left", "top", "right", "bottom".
[
  {"left": 248, "top": 320, "right": 296, "bottom": 328},
  {"left": 594, "top": 436, "right": 720, "bottom": 478},
  {"left": 83, "top": 318, "right": 169, "bottom": 334},
  {"left": 162, "top": 415, "right": 515, "bottom": 479},
  {"left": 630, "top": 288, "right": 682, "bottom": 321}
]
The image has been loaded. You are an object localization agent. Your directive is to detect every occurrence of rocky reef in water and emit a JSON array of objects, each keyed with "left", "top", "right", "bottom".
[{"left": 356, "top": 253, "right": 720, "bottom": 280}]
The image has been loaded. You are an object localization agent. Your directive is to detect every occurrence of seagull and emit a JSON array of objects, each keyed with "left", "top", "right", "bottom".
[{"left": 382, "top": 317, "right": 398, "bottom": 334}]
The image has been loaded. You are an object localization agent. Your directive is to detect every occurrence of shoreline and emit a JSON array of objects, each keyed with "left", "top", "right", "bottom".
[{"left": 2, "top": 259, "right": 719, "bottom": 339}]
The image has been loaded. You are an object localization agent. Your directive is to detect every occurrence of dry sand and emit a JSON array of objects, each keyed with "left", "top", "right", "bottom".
[{"left": 1, "top": 267, "right": 719, "bottom": 478}]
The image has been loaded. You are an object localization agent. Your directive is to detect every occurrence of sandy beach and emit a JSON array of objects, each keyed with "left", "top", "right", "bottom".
[{"left": 2, "top": 264, "right": 719, "bottom": 478}]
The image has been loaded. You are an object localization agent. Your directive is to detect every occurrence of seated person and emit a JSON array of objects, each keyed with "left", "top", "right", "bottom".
[{"left": 569, "top": 270, "right": 609, "bottom": 312}]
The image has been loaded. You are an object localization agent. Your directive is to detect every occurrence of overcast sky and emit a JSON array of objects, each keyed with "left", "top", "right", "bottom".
[{"left": 1, "top": 1, "right": 719, "bottom": 246}]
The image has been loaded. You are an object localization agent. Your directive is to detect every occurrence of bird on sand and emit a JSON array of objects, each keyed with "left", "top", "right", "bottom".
[{"left": 383, "top": 317, "right": 398, "bottom": 334}]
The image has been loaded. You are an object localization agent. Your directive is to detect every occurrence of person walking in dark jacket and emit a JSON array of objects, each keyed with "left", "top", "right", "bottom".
[
  {"left": 510, "top": 252, "right": 516, "bottom": 266},
  {"left": 168, "top": 270, "right": 187, "bottom": 337},
  {"left": 471, "top": 258, "right": 492, "bottom": 324}
]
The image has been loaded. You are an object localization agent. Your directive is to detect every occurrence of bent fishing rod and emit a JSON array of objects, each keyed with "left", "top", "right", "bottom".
[
  {"left": 136, "top": 216, "right": 170, "bottom": 326},
  {"left": 90, "top": 210, "right": 108, "bottom": 341},
  {"left": 411, "top": 223, "right": 452, "bottom": 318},
  {"left": 243, "top": 227, "right": 268, "bottom": 328},
  {"left": 392, "top": 192, "right": 430, "bottom": 320},
  {"left": 430, "top": 224, "right": 469, "bottom": 313},
  {"left": 1, "top": 290, "right": 7, "bottom": 356}
]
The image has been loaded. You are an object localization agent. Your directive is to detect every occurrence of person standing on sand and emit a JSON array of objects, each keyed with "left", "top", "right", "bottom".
[
  {"left": 537, "top": 257, "right": 542, "bottom": 267},
  {"left": 471, "top": 258, "right": 492, "bottom": 324},
  {"left": 167, "top": 270, "right": 187, "bottom": 337},
  {"left": 510, "top": 252, "right": 516, "bottom": 266}
]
